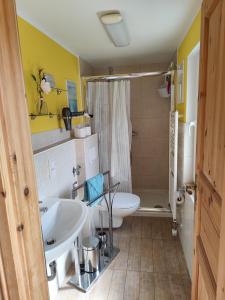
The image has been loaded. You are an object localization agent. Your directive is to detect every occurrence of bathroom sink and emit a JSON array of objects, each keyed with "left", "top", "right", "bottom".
[{"left": 41, "top": 198, "right": 88, "bottom": 263}]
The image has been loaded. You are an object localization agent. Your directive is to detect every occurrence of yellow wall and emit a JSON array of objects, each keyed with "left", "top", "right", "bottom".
[
  {"left": 177, "top": 11, "right": 201, "bottom": 122},
  {"left": 18, "top": 17, "right": 84, "bottom": 133}
]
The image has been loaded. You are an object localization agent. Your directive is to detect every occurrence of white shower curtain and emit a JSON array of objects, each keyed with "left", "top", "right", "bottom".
[{"left": 87, "top": 80, "right": 132, "bottom": 192}]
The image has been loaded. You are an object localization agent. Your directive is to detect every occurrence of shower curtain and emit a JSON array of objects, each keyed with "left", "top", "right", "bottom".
[{"left": 87, "top": 80, "right": 132, "bottom": 192}]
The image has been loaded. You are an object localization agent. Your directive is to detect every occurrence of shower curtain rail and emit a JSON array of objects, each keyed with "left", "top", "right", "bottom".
[{"left": 83, "top": 70, "right": 171, "bottom": 82}]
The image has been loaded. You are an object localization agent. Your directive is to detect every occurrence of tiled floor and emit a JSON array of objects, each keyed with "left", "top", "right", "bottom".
[
  {"left": 57, "top": 217, "right": 191, "bottom": 300},
  {"left": 133, "top": 189, "right": 169, "bottom": 209}
]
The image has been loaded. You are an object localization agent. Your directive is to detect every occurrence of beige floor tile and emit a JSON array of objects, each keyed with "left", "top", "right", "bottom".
[
  {"left": 117, "top": 236, "right": 131, "bottom": 252},
  {"left": 111, "top": 251, "right": 128, "bottom": 270},
  {"left": 154, "top": 273, "right": 172, "bottom": 300},
  {"left": 56, "top": 289, "right": 89, "bottom": 300},
  {"left": 152, "top": 219, "right": 164, "bottom": 239},
  {"left": 116, "top": 217, "right": 132, "bottom": 237},
  {"left": 140, "top": 238, "right": 153, "bottom": 272},
  {"left": 139, "top": 272, "right": 155, "bottom": 300},
  {"left": 168, "top": 274, "right": 191, "bottom": 300},
  {"left": 131, "top": 217, "right": 142, "bottom": 237},
  {"left": 153, "top": 239, "right": 168, "bottom": 273},
  {"left": 129, "top": 237, "right": 142, "bottom": 255},
  {"left": 163, "top": 240, "right": 187, "bottom": 274},
  {"left": 127, "top": 254, "right": 141, "bottom": 271},
  {"left": 161, "top": 218, "right": 173, "bottom": 239},
  {"left": 152, "top": 217, "right": 172, "bottom": 239},
  {"left": 57, "top": 217, "right": 191, "bottom": 300},
  {"left": 124, "top": 271, "right": 140, "bottom": 300},
  {"left": 108, "top": 270, "right": 126, "bottom": 300},
  {"left": 141, "top": 217, "right": 152, "bottom": 238},
  {"left": 89, "top": 268, "right": 113, "bottom": 300},
  {"left": 141, "top": 238, "right": 153, "bottom": 257},
  {"left": 141, "top": 255, "right": 154, "bottom": 273}
]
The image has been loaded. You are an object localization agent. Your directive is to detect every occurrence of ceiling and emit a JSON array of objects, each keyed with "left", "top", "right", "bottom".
[{"left": 15, "top": 0, "right": 202, "bottom": 68}]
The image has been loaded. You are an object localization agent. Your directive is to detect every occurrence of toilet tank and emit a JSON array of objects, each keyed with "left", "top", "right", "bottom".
[{"left": 74, "top": 134, "right": 99, "bottom": 184}]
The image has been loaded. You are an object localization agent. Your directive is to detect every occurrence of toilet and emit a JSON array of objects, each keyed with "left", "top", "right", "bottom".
[
  {"left": 74, "top": 135, "right": 140, "bottom": 228},
  {"left": 94, "top": 192, "right": 140, "bottom": 228}
]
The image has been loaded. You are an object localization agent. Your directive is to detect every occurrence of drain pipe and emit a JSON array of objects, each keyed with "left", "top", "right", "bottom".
[{"left": 47, "top": 261, "right": 57, "bottom": 281}]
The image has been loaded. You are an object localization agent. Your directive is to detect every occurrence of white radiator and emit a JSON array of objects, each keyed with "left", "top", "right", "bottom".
[{"left": 169, "top": 111, "right": 178, "bottom": 222}]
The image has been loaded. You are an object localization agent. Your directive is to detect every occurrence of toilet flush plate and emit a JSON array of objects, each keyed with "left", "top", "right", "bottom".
[{"left": 68, "top": 247, "right": 119, "bottom": 293}]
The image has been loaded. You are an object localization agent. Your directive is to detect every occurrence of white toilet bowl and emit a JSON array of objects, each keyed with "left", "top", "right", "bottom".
[{"left": 94, "top": 192, "right": 140, "bottom": 228}]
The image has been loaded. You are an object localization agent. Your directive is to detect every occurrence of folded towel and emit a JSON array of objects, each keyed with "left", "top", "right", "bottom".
[{"left": 85, "top": 173, "right": 104, "bottom": 207}]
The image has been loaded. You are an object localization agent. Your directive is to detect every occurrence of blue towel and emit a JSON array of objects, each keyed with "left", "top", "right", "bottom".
[{"left": 84, "top": 173, "right": 104, "bottom": 207}]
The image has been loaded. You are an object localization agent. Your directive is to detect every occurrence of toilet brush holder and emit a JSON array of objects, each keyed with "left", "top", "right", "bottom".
[{"left": 98, "top": 231, "right": 107, "bottom": 252}]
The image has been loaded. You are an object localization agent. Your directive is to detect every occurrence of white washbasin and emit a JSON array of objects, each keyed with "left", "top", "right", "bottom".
[{"left": 41, "top": 198, "right": 88, "bottom": 263}]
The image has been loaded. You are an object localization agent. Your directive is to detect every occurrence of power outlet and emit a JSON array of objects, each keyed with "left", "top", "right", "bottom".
[{"left": 48, "top": 159, "right": 56, "bottom": 179}]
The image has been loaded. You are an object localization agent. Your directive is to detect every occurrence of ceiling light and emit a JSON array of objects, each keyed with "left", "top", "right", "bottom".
[{"left": 100, "top": 12, "right": 130, "bottom": 47}]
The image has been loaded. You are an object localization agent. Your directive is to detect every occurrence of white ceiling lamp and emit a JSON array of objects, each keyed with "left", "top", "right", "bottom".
[{"left": 100, "top": 12, "right": 130, "bottom": 47}]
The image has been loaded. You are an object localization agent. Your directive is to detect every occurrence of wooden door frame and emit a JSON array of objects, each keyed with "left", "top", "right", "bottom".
[
  {"left": 192, "top": 0, "right": 225, "bottom": 299},
  {"left": 0, "top": 0, "right": 49, "bottom": 299}
]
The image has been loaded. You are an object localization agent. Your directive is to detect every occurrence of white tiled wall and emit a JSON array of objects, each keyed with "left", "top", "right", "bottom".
[
  {"left": 179, "top": 191, "right": 195, "bottom": 278},
  {"left": 33, "top": 140, "right": 77, "bottom": 201},
  {"left": 177, "top": 121, "right": 196, "bottom": 279},
  {"left": 33, "top": 140, "right": 78, "bottom": 299}
]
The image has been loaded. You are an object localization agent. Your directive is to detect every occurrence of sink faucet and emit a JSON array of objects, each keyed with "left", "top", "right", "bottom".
[
  {"left": 39, "top": 201, "right": 48, "bottom": 213},
  {"left": 40, "top": 207, "right": 48, "bottom": 213}
]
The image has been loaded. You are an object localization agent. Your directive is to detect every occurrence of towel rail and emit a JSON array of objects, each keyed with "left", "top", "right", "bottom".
[
  {"left": 87, "top": 182, "right": 120, "bottom": 207},
  {"left": 73, "top": 170, "right": 120, "bottom": 257},
  {"left": 72, "top": 170, "right": 111, "bottom": 192}
]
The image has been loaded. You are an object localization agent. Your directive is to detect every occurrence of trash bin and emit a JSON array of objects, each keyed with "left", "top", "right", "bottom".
[{"left": 82, "top": 237, "right": 100, "bottom": 273}]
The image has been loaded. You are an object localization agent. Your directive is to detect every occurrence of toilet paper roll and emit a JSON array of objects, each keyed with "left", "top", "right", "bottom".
[{"left": 176, "top": 196, "right": 185, "bottom": 205}]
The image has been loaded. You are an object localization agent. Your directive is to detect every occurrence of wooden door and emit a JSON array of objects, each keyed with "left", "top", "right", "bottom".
[
  {"left": 192, "top": 0, "right": 225, "bottom": 299},
  {"left": 0, "top": 0, "right": 49, "bottom": 299}
]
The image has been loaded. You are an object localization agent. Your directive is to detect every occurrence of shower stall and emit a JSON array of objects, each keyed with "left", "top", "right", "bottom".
[
  {"left": 85, "top": 64, "right": 174, "bottom": 214},
  {"left": 130, "top": 69, "right": 171, "bottom": 212}
]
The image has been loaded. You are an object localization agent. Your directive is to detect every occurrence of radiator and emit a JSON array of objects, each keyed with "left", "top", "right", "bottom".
[{"left": 169, "top": 111, "right": 179, "bottom": 222}]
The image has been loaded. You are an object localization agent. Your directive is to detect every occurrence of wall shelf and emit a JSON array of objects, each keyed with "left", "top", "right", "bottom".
[
  {"left": 28, "top": 111, "right": 91, "bottom": 121},
  {"left": 29, "top": 113, "right": 60, "bottom": 120}
]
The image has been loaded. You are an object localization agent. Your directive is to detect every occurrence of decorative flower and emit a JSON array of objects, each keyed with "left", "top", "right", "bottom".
[
  {"left": 31, "top": 68, "right": 51, "bottom": 97},
  {"left": 41, "top": 79, "right": 51, "bottom": 94}
]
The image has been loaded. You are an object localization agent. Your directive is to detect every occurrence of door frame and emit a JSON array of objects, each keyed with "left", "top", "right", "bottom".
[{"left": 0, "top": 0, "right": 49, "bottom": 299}]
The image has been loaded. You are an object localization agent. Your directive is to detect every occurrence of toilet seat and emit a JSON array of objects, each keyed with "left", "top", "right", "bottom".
[{"left": 100, "top": 192, "right": 140, "bottom": 209}]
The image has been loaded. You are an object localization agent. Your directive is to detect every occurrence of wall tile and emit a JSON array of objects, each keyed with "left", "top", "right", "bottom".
[{"left": 33, "top": 140, "right": 77, "bottom": 201}]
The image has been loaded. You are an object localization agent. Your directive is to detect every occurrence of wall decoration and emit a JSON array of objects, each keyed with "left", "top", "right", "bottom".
[
  {"left": 67, "top": 80, "right": 78, "bottom": 113},
  {"left": 31, "top": 68, "right": 51, "bottom": 115}
]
